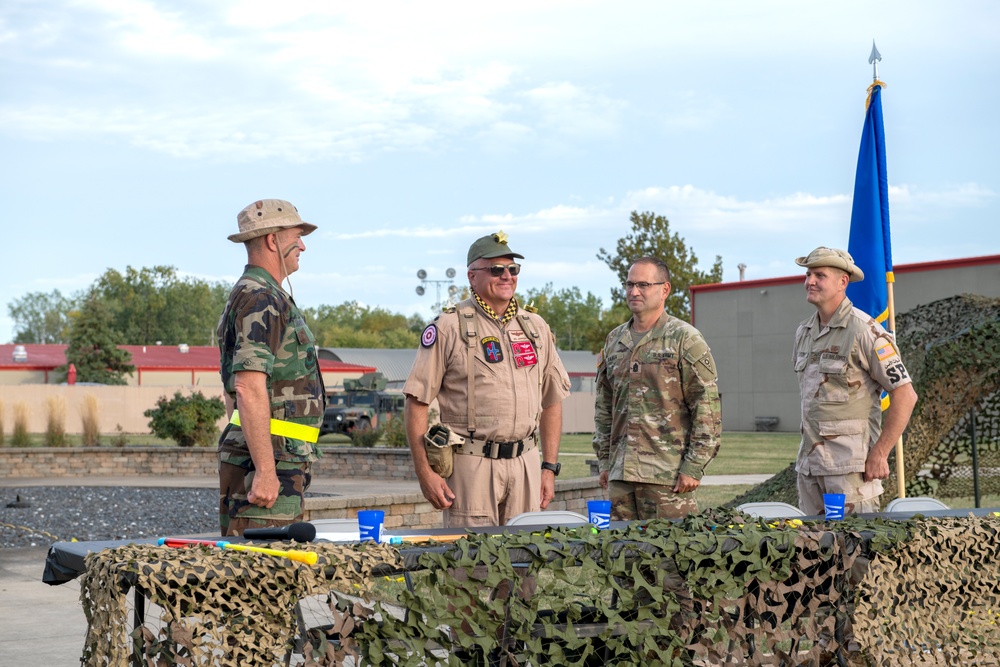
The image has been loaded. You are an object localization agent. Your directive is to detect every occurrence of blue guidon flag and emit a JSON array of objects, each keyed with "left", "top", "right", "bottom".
[{"left": 845, "top": 81, "right": 893, "bottom": 327}]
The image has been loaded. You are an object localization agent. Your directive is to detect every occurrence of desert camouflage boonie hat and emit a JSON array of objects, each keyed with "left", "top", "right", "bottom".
[
  {"left": 467, "top": 230, "right": 524, "bottom": 266},
  {"left": 795, "top": 246, "right": 865, "bottom": 283},
  {"left": 229, "top": 199, "right": 317, "bottom": 243}
]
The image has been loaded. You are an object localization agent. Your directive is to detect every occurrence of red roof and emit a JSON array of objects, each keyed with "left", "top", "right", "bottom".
[{"left": 0, "top": 343, "right": 374, "bottom": 374}]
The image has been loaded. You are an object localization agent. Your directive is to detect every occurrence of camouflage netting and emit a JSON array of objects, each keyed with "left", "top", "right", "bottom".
[
  {"left": 80, "top": 541, "right": 402, "bottom": 667},
  {"left": 76, "top": 511, "right": 1000, "bottom": 666},
  {"left": 731, "top": 294, "right": 1000, "bottom": 508},
  {"left": 854, "top": 516, "right": 1000, "bottom": 665}
]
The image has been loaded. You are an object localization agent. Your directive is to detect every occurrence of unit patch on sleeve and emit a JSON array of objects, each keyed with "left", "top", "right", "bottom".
[
  {"left": 421, "top": 324, "right": 438, "bottom": 348},
  {"left": 481, "top": 336, "right": 503, "bottom": 363}
]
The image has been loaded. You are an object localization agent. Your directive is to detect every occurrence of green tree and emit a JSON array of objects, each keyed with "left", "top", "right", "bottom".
[
  {"left": 90, "top": 265, "right": 229, "bottom": 345},
  {"left": 7, "top": 290, "right": 76, "bottom": 343},
  {"left": 521, "top": 283, "right": 622, "bottom": 351},
  {"left": 58, "top": 296, "right": 136, "bottom": 384},
  {"left": 597, "top": 211, "right": 723, "bottom": 322},
  {"left": 304, "top": 302, "right": 421, "bottom": 348}
]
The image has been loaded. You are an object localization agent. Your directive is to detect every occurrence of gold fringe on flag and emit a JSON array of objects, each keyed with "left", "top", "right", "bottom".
[{"left": 866, "top": 80, "right": 887, "bottom": 110}]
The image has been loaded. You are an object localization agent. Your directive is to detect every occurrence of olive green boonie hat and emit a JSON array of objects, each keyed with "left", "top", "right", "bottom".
[
  {"left": 467, "top": 230, "right": 524, "bottom": 266},
  {"left": 229, "top": 199, "right": 317, "bottom": 243},
  {"left": 795, "top": 246, "right": 864, "bottom": 282}
]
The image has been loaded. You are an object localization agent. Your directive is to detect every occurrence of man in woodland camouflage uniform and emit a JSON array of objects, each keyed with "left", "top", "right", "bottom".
[
  {"left": 216, "top": 199, "right": 325, "bottom": 537},
  {"left": 593, "top": 256, "right": 722, "bottom": 520}
]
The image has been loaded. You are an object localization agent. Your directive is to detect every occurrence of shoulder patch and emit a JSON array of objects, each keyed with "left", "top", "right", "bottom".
[
  {"left": 421, "top": 324, "right": 438, "bottom": 348},
  {"left": 875, "top": 342, "right": 897, "bottom": 361}
]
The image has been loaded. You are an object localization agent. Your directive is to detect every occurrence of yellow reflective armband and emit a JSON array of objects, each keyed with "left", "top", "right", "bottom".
[{"left": 229, "top": 409, "right": 320, "bottom": 444}]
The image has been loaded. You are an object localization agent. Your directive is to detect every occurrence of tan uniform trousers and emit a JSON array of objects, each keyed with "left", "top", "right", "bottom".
[
  {"left": 443, "top": 446, "right": 541, "bottom": 529},
  {"left": 798, "top": 472, "right": 883, "bottom": 516}
]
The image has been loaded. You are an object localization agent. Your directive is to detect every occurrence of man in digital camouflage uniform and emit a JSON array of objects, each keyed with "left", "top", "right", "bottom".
[
  {"left": 593, "top": 256, "right": 722, "bottom": 521},
  {"left": 404, "top": 230, "right": 570, "bottom": 528},
  {"left": 794, "top": 247, "right": 918, "bottom": 515},
  {"left": 217, "top": 199, "right": 325, "bottom": 537}
]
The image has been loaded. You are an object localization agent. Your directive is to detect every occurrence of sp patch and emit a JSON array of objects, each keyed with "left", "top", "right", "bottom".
[
  {"left": 481, "top": 336, "right": 503, "bottom": 363},
  {"left": 420, "top": 324, "right": 438, "bottom": 348}
]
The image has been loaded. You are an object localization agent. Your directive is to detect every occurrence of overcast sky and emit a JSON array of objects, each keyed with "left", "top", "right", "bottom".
[{"left": 2, "top": 1, "right": 998, "bottom": 344}]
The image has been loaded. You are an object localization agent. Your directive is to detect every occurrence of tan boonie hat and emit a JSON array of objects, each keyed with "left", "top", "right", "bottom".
[
  {"left": 229, "top": 199, "right": 317, "bottom": 243},
  {"left": 467, "top": 230, "right": 524, "bottom": 266},
  {"left": 795, "top": 246, "right": 864, "bottom": 282}
]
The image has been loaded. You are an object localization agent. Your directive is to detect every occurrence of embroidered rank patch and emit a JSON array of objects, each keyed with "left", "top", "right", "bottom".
[
  {"left": 511, "top": 340, "right": 538, "bottom": 367},
  {"left": 481, "top": 336, "right": 503, "bottom": 363},
  {"left": 420, "top": 324, "right": 438, "bottom": 348},
  {"left": 875, "top": 342, "right": 897, "bottom": 361}
]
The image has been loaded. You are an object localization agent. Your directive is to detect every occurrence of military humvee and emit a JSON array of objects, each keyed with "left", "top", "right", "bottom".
[{"left": 320, "top": 372, "right": 404, "bottom": 435}]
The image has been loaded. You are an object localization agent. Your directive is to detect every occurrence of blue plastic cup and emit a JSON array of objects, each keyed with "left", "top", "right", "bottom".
[
  {"left": 823, "top": 493, "right": 846, "bottom": 520},
  {"left": 587, "top": 500, "right": 612, "bottom": 529},
  {"left": 357, "top": 510, "right": 385, "bottom": 542}
]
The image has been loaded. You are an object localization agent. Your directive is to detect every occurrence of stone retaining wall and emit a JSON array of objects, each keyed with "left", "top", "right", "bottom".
[
  {"left": 0, "top": 446, "right": 418, "bottom": 480},
  {"left": 0, "top": 446, "right": 603, "bottom": 530}
]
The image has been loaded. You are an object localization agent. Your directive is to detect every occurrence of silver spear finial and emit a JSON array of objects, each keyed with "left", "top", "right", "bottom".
[{"left": 869, "top": 40, "right": 882, "bottom": 81}]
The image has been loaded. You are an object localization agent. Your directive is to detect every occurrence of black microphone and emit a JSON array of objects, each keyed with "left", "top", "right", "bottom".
[{"left": 243, "top": 522, "right": 317, "bottom": 543}]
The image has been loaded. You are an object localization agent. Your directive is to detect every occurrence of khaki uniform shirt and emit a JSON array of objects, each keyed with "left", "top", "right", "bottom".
[
  {"left": 403, "top": 298, "right": 570, "bottom": 442},
  {"left": 793, "top": 296, "right": 912, "bottom": 476},
  {"left": 593, "top": 311, "right": 722, "bottom": 485}
]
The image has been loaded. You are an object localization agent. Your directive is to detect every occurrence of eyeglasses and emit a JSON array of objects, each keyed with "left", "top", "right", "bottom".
[
  {"left": 472, "top": 263, "right": 521, "bottom": 277},
  {"left": 623, "top": 281, "right": 666, "bottom": 291}
]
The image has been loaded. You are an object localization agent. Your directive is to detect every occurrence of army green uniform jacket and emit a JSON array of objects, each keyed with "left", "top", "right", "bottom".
[
  {"left": 216, "top": 265, "right": 325, "bottom": 464},
  {"left": 593, "top": 311, "right": 722, "bottom": 485}
]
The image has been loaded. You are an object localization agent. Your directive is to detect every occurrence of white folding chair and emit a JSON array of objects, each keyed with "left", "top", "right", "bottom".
[
  {"left": 505, "top": 510, "right": 589, "bottom": 526},
  {"left": 736, "top": 501, "right": 807, "bottom": 519},
  {"left": 884, "top": 496, "right": 950, "bottom": 512}
]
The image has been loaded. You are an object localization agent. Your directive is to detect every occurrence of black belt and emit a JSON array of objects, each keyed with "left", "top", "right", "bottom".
[{"left": 482, "top": 439, "right": 526, "bottom": 459}]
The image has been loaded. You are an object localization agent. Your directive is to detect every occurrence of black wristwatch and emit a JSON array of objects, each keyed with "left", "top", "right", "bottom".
[{"left": 541, "top": 461, "right": 561, "bottom": 476}]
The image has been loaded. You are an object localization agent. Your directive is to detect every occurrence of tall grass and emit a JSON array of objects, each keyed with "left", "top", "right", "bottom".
[
  {"left": 0, "top": 399, "right": 5, "bottom": 446},
  {"left": 81, "top": 394, "right": 101, "bottom": 446},
  {"left": 46, "top": 396, "right": 68, "bottom": 447},
  {"left": 12, "top": 401, "right": 30, "bottom": 447}
]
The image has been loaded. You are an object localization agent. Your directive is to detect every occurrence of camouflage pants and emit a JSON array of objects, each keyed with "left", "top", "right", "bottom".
[
  {"left": 609, "top": 480, "right": 698, "bottom": 521},
  {"left": 219, "top": 457, "right": 311, "bottom": 537}
]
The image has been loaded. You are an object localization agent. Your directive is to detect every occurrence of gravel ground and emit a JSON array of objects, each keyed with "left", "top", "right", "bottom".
[{"left": 0, "top": 486, "right": 219, "bottom": 549}]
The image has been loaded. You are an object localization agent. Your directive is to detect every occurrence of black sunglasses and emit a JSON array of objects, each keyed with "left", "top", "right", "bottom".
[{"left": 471, "top": 263, "right": 521, "bottom": 277}]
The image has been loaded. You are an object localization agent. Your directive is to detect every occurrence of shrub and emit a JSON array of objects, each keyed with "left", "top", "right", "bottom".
[
  {"left": 81, "top": 394, "right": 101, "bottom": 446},
  {"left": 380, "top": 413, "right": 409, "bottom": 449},
  {"left": 45, "top": 396, "right": 67, "bottom": 447},
  {"left": 144, "top": 391, "right": 226, "bottom": 448},
  {"left": 351, "top": 423, "right": 383, "bottom": 448},
  {"left": 12, "top": 402, "right": 30, "bottom": 447},
  {"left": 111, "top": 424, "right": 128, "bottom": 447}
]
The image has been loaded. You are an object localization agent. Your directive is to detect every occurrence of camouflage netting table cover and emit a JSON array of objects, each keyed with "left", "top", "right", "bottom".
[{"left": 79, "top": 512, "right": 1000, "bottom": 667}]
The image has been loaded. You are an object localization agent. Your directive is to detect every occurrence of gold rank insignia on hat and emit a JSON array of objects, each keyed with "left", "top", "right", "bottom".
[{"left": 494, "top": 230, "right": 509, "bottom": 245}]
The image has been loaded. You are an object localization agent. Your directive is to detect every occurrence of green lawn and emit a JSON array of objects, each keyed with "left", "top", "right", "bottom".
[{"left": 556, "top": 431, "right": 801, "bottom": 480}]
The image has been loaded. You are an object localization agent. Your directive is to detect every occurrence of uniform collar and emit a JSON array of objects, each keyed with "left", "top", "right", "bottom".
[
  {"left": 806, "top": 296, "right": 854, "bottom": 333},
  {"left": 245, "top": 264, "right": 292, "bottom": 299}
]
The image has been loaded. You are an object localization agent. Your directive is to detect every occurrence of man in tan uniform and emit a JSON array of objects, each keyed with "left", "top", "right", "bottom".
[
  {"left": 403, "top": 230, "right": 571, "bottom": 528},
  {"left": 794, "top": 247, "right": 918, "bottom": 515}
]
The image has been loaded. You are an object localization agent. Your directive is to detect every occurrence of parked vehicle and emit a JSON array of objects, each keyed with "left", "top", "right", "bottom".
[{"left": 320, "top": 372, "right": 404, "bottom": 436}]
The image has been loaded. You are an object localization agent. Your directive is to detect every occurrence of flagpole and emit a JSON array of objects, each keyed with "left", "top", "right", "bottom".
[
  {"left": 887, "top": 282, "right": 906, "bottom": 498},
  {"left": 869, "top": 41, "right": 907, "bottom": 498}
]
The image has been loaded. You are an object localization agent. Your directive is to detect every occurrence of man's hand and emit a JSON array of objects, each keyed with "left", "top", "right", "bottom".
[
  {"left": 599, "top": 470, "right": 609, "bottom": 491},
  {"left": 540, "top": 469, "right": 556, "bottom": 509},
  {"left": 673, "top": 472, "right": 700, "bottom": 494},
  {"left": 247, "top": 471, "right": 280, "bottom": 508},
  {"left": 417, "top": 469, "right": 455, "bottom": 509},
  {"left": 864, "top": 451, "right": 891, "bottom": 481}
]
